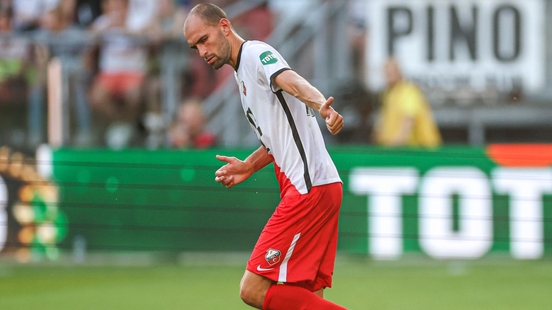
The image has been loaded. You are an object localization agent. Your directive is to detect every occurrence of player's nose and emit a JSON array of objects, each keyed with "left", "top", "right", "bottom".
[{"left": 197, "top": 45, "right": 208, "bottom": 57}]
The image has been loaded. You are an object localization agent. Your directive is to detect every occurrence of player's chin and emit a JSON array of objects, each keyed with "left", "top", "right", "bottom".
[{"left": 212, "top": 60, "right": 225, "bottom": 70}]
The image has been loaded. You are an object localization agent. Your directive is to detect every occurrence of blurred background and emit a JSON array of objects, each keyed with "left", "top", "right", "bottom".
[{"left": 0, "top": 0, "right": 551, "bottom": 309}]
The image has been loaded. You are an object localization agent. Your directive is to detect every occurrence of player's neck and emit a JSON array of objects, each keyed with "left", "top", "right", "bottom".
[{"left": 227, "top": 34, "right": 246, "bottom": 70}]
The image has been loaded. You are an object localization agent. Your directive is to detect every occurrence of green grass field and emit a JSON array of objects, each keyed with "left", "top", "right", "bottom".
[{"left": 0, "top": 257, "right": 551, "bottom": 309}]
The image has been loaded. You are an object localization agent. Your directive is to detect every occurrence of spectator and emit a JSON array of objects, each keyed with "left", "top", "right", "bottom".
[
  {"left": 0, "top": 5, "right": 44, "bottom": 146},
  {"left": 37, "top": 1, "right": 84, "bottom": 40},
  {"left": 144, "top": 0, "right": 186, "bottom": 42},
  {"left": 168, "top": 98, "right": 216, "bottom": 149},
  {"left": 11, "top": 0, "right": 60, "bottom": 32},
  {"left": 232, "top": 2, "right": 273, "bottom": 41},
  {"left": 0, "top": 0, "right": 11, "bottom": 14},
  {"left": 74, "top": 0, "right": 102, "bottom": 28},
  {"left": 57, "top": 0, "right": 77, "bottom": 28},
  {"left": 0, "top": 5, "right": 34, "bottom": 104},
  {"left": 126, "top": 0, "right": 157, "bottom": 32},
  {"left": 268, "top": 0, "right": 316, "bottom": 23},
  {"left": 88, "top": 0, "right": 149, "bottom": 148},
  {"left": 347, "top": 0, "right": 368, "bottom": 83},
  {"left": 142, "top": 0, "right": 187, "bottom": 149},
  {"left": 32, "top": 3, "right": 93, "bottom": 146},
  {"left": 372, "top": 57, "right": 441, "bottom": 148}
]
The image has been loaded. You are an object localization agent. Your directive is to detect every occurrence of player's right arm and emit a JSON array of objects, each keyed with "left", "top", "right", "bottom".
[
  {"left": 215, "top": 146, "right": 272, "bottom": 188},
  {"left": 273, "top": 70, "right": 344, "bottom": 135}
]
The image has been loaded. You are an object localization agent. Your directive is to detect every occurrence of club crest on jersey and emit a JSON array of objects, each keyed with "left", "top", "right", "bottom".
[
  {"left": 241, "top": 81, "right": 247, "bottom": 96},
  {"left": 265, "top": 248, "right": 281, "bottom": 266},
  {"left": 259, "top": 51, "right": 278, "bottom": 65}
]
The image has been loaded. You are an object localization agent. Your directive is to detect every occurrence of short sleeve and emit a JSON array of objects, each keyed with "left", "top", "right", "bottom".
[{"left": 248, "top": 43, "right": 290, "bottom": 92}]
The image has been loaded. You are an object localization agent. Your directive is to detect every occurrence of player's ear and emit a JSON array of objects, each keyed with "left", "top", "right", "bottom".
[{"left": 219, "top": 18, "right": 232, "bottom": 35}]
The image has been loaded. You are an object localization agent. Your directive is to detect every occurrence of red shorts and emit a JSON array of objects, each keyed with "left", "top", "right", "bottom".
[
  {"left": 246, "top": 182, "right": 343, "bottom": 292},
  {"left": 95, "top": 72, "right": 144, "bottom": 97}
]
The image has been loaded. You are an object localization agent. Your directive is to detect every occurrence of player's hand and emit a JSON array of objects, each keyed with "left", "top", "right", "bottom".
[
  {"left": 319, "top": 97, "right": 344, "bottom": 135},
  {"left": 214, "top": 155, "right": 253, "bottom": 189}
]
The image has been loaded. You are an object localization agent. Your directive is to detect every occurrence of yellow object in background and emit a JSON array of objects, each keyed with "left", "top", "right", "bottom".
[{"left": 375, "top": 81, "right": 441, "bottom": 147}]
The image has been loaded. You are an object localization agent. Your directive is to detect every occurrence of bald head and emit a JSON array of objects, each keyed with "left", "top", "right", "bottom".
[
  {"left": 187, "top": 3, "right": 227, "bottom": 27},
  {"left": 183, "top": 2, "right": 244, "bottom": 70}
]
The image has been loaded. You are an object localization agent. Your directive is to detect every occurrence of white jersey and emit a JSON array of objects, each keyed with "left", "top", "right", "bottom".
[{"left": 234, "top": 40, "right": 341, "bottom": 195}]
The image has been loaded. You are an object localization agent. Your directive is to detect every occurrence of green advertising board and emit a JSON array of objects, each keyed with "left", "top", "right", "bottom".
[{"left": 3, "top": 145, "right": 551, "bottom": 260}]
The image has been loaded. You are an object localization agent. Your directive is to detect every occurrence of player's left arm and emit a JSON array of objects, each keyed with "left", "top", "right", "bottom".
[
  {"left": 273, "top": 70, "right": 344, "bottom": 135},
  {"left": 214, "top": 146, "right": 272, "bottom": 189}
]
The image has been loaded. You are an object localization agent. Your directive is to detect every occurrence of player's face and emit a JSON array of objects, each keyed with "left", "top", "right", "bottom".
[{"left": 184, "top": 15, "right": 231, "bottom": 70}]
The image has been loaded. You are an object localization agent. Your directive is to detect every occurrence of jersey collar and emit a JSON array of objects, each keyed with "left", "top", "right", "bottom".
[{"left": 235, "top": 41, "right": 247, "bottom": 71}]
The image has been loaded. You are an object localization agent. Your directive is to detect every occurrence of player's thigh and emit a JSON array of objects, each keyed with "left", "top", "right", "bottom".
[
  {"left": 241, "top": 270, "right": 274, "bottom": 290},
  {"left": 247, "top": 183, "right": 342, "bottom": 288},
  {"left": 240, "top": 270, "right": 275, "bottom": 306},
  {"left": 313, "top": 288, "right": 324, "bottom": 298}
]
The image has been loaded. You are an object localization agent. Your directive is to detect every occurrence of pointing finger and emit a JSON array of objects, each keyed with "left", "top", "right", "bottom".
[{"left": 216, "top": 155, "right": 233, "bottom": 163}]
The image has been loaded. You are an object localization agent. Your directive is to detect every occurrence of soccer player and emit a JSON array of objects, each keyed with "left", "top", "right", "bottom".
[{"left": 183, "top": 3, "right": 346, "bottom": 310}]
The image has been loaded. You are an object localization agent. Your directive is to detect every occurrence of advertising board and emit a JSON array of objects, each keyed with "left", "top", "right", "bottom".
[
  {"left": 37, "top": 145, "right": 552, "bottom": 260},
  {"left": 366, "top": 0, "right": 546, "bottom": 95}
]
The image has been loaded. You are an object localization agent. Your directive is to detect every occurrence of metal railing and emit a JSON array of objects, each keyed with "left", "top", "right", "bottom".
[{"left": 2, "top": 0, "right": 551, "bottom": 149}]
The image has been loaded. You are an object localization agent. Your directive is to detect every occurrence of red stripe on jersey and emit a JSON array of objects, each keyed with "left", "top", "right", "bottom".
[{"left": 272, "top": 157, "right": 300, "bottom": 198}]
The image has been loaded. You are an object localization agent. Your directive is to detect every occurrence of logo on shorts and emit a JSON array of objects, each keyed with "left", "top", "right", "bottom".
[
  {"left": 256, "top": 265, "right": 273, "bottom": 272},
  {"left": 265, "top": 248, "right": 281, "bottom": 266},
  {"left": 259, "top": 51, "right": 278, "bottom": 65}
]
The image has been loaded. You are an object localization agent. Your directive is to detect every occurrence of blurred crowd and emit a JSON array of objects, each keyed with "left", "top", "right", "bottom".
[
  {"left": 0, "top": 0, "right": 443, "bottom": 151},
  {"left": 0, "top": 0, "right": 278, "bottom": 150}
]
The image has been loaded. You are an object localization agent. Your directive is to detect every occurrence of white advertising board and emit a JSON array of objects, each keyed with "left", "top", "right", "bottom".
[{"left": 367, "top": 0, "right": 546, "bottom": 94}]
